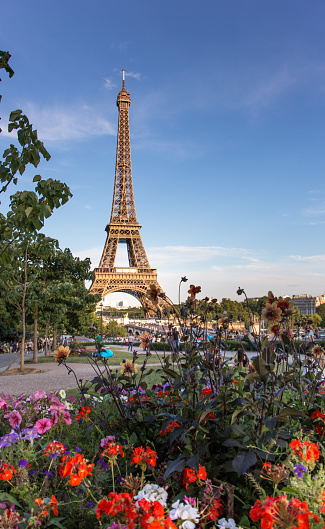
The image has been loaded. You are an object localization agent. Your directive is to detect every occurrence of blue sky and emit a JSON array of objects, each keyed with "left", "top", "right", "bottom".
[{"left": 1, "top": 1, "right": 325, "bottom": 304}]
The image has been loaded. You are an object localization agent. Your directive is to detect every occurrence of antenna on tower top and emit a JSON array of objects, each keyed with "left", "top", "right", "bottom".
[{"left": 122, "top": 69, "right": 125, "bottom": 88}]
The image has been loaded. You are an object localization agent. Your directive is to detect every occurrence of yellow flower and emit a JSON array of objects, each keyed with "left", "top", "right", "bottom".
[
  {"left": 120, "top": 359, "right": 138, "bottom": 376},
  {"left": 54, "top": 345, "right": 70, "bottom": 364},
  {"left": 139, "top": 333, "right": 151, "bottom": 349}
]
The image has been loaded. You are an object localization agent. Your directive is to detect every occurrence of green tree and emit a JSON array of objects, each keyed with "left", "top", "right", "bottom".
[
  {"left": 316, "top": 304, "right": 325, "bottom": 328},
  {"left": 0, "top": 51, "right": 72, "bottom": 261}
]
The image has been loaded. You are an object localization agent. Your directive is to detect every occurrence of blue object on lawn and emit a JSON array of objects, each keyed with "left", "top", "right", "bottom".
[{"left": 100, "top": 348, "right": 114, "bottom": 358}]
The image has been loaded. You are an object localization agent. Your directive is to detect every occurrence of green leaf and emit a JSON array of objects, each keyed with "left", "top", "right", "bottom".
[
  {"left": 9, "top": 109, "right": 22, "bottom": 121},
  {"left": 276, "top": 408, "right": 307, "bottom": 419},
  {"left": 232, "top": 451, "right": 257, "bottom": 476},
  {"left": 186, "top": 453, "right": 199, "bottom": 470},
  {"left": 33, "top": 175, "right": 42, "bottom": 182},
  {"left": 163, "top": 455, "right": 186, "bottom": 480},
  {"left": 0, "top": 492, "right": 23, "bottom": 508},
  {"left": 46, "top": 518, "right": 66, "bottom": 528}
]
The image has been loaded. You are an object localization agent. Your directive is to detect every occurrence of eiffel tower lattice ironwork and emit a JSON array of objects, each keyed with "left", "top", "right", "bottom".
[{"left": 90, "top": 71, "right": 164, "bottom": 308}]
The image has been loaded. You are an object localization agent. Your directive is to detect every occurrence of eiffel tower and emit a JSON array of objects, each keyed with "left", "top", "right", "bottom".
[{"left": 90, "top": 71, "right": 164, "bottom": 308}]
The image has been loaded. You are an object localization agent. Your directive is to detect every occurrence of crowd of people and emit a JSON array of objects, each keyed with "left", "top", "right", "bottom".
[{"left": 0, "top": 338, "right": 53, "bottom": 355}]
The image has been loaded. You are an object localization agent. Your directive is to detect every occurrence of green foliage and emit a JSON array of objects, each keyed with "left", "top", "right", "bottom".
[
  {"left": 0, "top": 51, "right": 72, "bottom": 261},
  {"left": 316, "top": 304, "right": 325, "bottom": 328}
]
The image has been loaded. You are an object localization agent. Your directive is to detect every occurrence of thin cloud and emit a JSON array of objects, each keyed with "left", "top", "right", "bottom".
[
  {"left": 125, "top": 71, "right": 141, "bottom": 80},
  {"left": 1, "top": 102, "right": 116, "bottom": 142},
  {"left": 301, "top": 205, "right": 325, "bottom": 217},
  {"left": 243, "top": 66, "right": 295, "bottom": 111},
  {"left": 103, "top": 77, "right": 117, "bottom": 90},
  {"left": 147, "top": 245, "right": 262, "bottom": 265}
]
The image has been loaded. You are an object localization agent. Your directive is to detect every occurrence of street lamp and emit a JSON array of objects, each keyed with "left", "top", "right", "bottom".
[{"left": 100, "top": 302, "right": 103, "bottom": 343}]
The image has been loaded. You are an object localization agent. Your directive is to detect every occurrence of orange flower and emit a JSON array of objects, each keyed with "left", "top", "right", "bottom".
[
  {"left": 101, "top": 441, "right": 124, "bottom": 464},
  {"left": 250, "top": 494, "right": 313, "bottom": 529},
  {"left": 54, "top": 345, "right": 70, "bottom": 363},
  {"left": 59, "top": 453, "right": 94, "bottom": 486},
  {"left": 76, "top": 406, "right": 91, "bottom": 421},
  {"left": 96, "top": 492, "right": 136, "bottom": 523},
  {"left": 130, "top": 446, "right": 157, "bottom": 470},
  {"left": 183, "top": 465, "right": 207, "bottom": 489},
  {"left": 44, "top": 441, "right": 66, "bottom": 457},
  {"left": 140, "top": 333, "right": 151, "bottom": 350},
  {"left": 0, "top": 463, "right": 16, "bottom": 481},
  {"left": 261, "top": 302, "right": 282, "bottom": 326},
  {"left": 289, "top": 439, "right": 320, "bottom": 464},
  {"left": 207, "top": 498, "right": 223, "bottom": 521},
  {"left": 160, "top": 421, "right": 180, "bottom": 436},
  {"left": 188, "top": 285, "right": 201, "bottom": 299}
]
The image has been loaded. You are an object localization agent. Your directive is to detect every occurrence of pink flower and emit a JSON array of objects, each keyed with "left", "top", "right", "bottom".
[
  {"left": 8, "top": 411, "right": 22, "bottom": 428},
  {"left": 29, "top": 391, "right": 47, "bottom": 402},
  {"left": 50, "top": 402, "right": 67, "bottom": 414},
  {"left": 35, "top": 418, "right": 52, "bottom": 434},
  {"left": 0, "top": 398, "right": 7, "bottom": 411},
  {"left": 62, "top": 411, "right": 72, "bottom": 425},
  {"left": 51, "top": 412, "right": 59, "bottom": 426}
]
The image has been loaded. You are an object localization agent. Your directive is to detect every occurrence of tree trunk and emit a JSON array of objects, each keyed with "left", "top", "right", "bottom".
[
  {"left": 45, "top": 320, "right": 49, "bottom": 356},
  {"left": 53, "top": 328, "right": 57, "bottom": 353},
  {"left": 33, "top": 309, "right": 38, "bottom": 364},
  {"left": 20, "top": 248, "right": 28, "bottom": 371}
]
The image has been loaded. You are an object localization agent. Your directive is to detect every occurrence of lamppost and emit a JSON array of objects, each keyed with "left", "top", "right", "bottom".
[{"left": 100, "top": 301, "right": 103, "bottom": 343}]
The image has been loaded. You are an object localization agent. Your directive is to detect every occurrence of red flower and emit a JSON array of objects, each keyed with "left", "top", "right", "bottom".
[
  {"left": 188, "top": 285, "right": 201, "bottom": 299},
  {"left": 183, "top": 465, "right": 207, "bottom": 489},
  {"left": 160, "top": 421, "right": 180, "bottom": 436},
  {"left": 250, "top": 495, "right": 314, "bottom": 529},
  {"left": 76, "top": 406, "right": 91, "bottom": 422},
  {"left": 207, "top": 498, "right": 223, "bottom": 521},
  {"left": 130, "top": 446, "right": 157, "bottom": 470},
  {"left": 289, "top": 439, "right": 320, "bottom": 464},
  {"left": 100, "top": 441, "right": 124, "bottom": 463},
  {"left": 44, "top": 441, "right": 66, "bottom": 457},
  {"left": 96, "top": 492, "right": 136, "bottom": 525},
  {"left": 0, "top": 463, "right": 16, "bottom": 481},
  {"left": 59, "top": 453, "right": 94, "bottom": 486},
  {"left": 276, "top": 299, "right": 291, "bottom": 315}
]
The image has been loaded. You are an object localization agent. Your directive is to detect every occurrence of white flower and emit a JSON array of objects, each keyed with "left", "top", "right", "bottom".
[
  {"left": 59, "top": 390, "right": 66, "bottom": 399},
  {"left": 66, "top": 402, "right": 74, "bottom": 410},
  {"left": 169, "top": 500, "right": 200, "bottom": 528},
  {"left": 134, "top": 483, "right": 168, "bottom": 507},
  {"left": 84, "top": 393, "right": 91, "bottom": 399},
  {"left": 217, "top": 519, "right": 238, "bottom": 529}
]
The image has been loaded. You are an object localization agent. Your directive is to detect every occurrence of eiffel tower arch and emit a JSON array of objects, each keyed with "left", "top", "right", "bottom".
[{"left": 90, "top": 71, "right": 165, "bottom": 309}]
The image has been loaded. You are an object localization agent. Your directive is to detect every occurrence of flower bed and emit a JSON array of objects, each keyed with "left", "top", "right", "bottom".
[{"left": 1, "top": 290, "right": 325, "bottom": 528}]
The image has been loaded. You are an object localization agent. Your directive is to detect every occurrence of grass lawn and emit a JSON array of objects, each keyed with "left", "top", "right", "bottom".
[
  {"left": 64, "top": 366, "right": 166, "bottom": 399},
  {"left": 26, "top": 347, "right": 168, "bottom": 366}
]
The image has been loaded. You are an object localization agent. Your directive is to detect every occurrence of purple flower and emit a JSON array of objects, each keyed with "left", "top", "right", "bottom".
[
  {"left": 294, "top": 463, "right": 307, "bottom": 478},
  {"left": 44, "top": 471, "right": 53, "bottom": 477},
  {"left": 0, "top": 431, "right": 19, "bottom": 449},
  {"left": 21, "top": 428, "right": 40, "bottom": 447},
  {"left": 29, "top": 470, "right": 37, "bottom": 475},
  {"left": 75, "top": 446, "right": 81, "bottom": 452},
  {"left": 18, "top": 459, "right": 28, "bottom": 467},
  {"left": 100, "top": 436, "right": 115, "bottom": 448},
  {"left": 96, "top": 459, "right": 109, "bottom": 470},
  {"left": 86, "top": 502, "right": 95, "bottom": 508}
]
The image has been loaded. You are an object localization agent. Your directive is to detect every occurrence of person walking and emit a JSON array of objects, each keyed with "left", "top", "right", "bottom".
[{"left": 128, "top": 333, "right": 134, "bottom": 352}]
